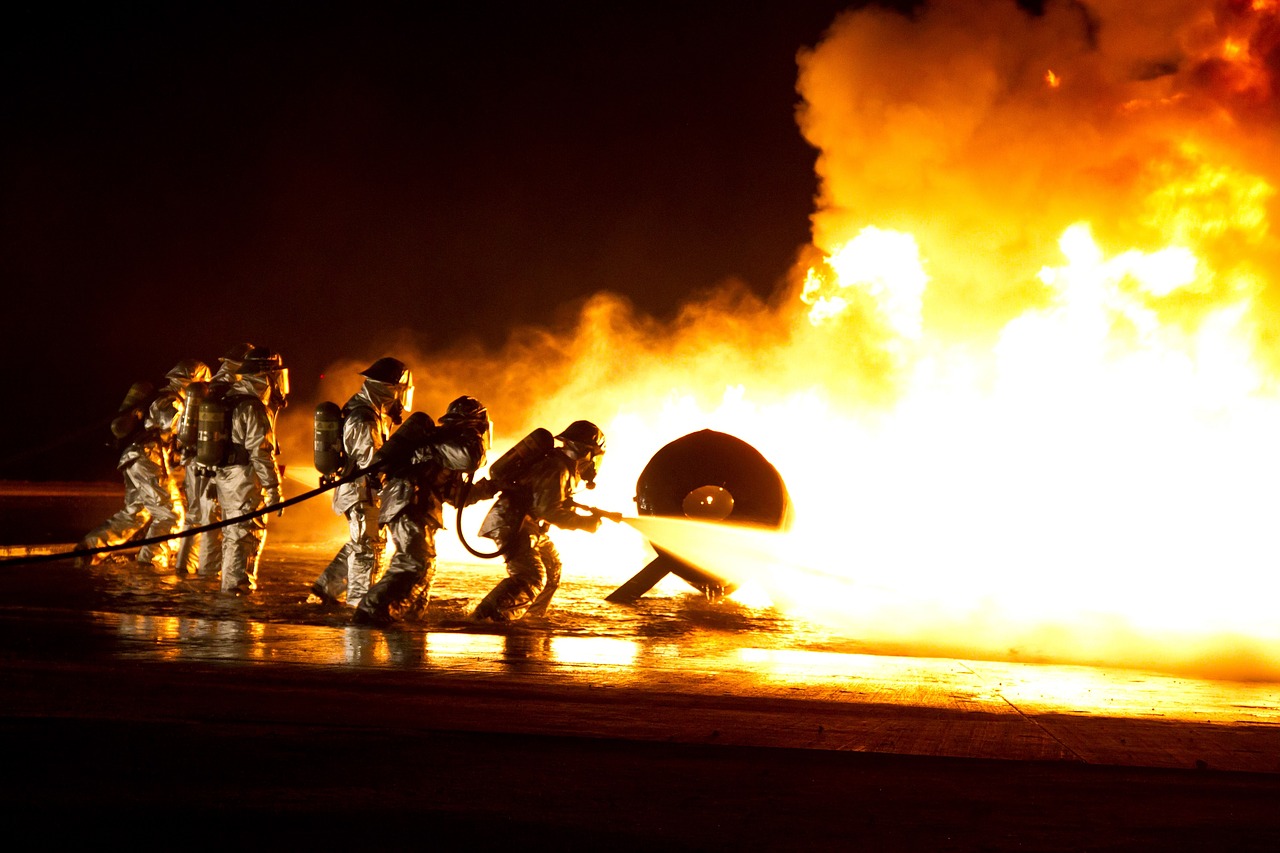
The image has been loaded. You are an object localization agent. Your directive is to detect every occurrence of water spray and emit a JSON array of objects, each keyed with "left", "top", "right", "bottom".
[{"left": 607, "top": 429, "right": 793, "bottom": 603}]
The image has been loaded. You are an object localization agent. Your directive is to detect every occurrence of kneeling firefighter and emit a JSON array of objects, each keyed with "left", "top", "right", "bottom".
[
  {"left": 352, "top": 395, "right": 490, "bottom": 626},
  {"left": 209, "top": 346, "right": 289, "bottom": 595},
  {"left": 308, "top": 356, "right": 414, "bottom": 608},
  {"left": 470, "top": 420, "right": 612, "bottom": 622}
]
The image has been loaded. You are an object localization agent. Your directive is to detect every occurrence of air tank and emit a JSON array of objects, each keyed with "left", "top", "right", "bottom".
[
  {"left": 175, "top": 381, "right": 208, "bottom": 453},
  {"left": 194, "top": 395, "right": 229, "bottom": 468},
  {"left": 488, "top": 428, "right": 554, "bottom": 486},
  {"left": 313, "top": 401, "right": 343, "bottom": 476}
]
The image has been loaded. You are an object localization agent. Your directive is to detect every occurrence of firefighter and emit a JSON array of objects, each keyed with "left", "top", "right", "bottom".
[
  {"left": 80, "top": 359, "right": 212, "bottom": 568},
  {"left": 307, "top": 356, "right": 415, "bottom": 609},
  {"left": 352, "top": 395, "right": 490, "bottom": 626},
  {"left": 212, "top": 346, "right": 288, "bottom": 595},
  {"left": 470, "top": 420, "right": 607, "bottom": 622},
  {"left": 183, "top": 343, "right": 255, "bottom": 578}
]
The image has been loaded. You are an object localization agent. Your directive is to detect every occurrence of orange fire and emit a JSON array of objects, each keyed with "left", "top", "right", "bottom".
[{"left": 299, "top": 1, "right": 1280, "bottom": 679}]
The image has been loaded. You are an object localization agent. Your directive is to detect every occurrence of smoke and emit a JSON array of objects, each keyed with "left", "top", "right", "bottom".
[
  {"left": 797, "top": 0, "right": 1280, "bottom": 361},
  {"left": 278, "top": 0, "right": 1280, "bottom": 680}
]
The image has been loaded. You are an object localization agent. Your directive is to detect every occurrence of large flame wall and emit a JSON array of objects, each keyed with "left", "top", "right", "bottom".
[{"left": 286, "top": 0, "right": 1280, "bottom": 680}]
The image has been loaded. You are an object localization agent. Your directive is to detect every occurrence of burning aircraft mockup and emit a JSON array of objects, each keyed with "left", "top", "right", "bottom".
[{"left": 607, "top": 429, "right": 792, "bottom": 603}]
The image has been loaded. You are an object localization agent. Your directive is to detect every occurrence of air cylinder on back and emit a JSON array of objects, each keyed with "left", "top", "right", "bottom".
[
  {"left": 194, "top": 395, "right": 229, "bottom": 468},
  {"left": 313, "top": 401, "right": 343, "bottom": 476}
]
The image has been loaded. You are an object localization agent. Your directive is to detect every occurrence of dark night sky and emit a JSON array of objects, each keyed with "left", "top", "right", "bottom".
[{"left": 2, "top": 1, "right": 857, "bottom": 479}]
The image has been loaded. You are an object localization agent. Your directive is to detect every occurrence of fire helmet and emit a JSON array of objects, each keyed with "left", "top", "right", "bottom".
[
  {"left": 441, "top": 395, "right": 488, "bottom": 429},
  {"left": 360, "top": 356, "right": 414, "bottom": 423},
  {"left": 556, "top": 420, "right": 606, "bottom": 455},
  {"left": 360, "top": 356, "right": 410, "bottom": 385},
  {"left": 238, "top": 346, "right": 289, "bottom": 408},
  {"left": 440, "top": 395, "right": 491, "bottom": 448},
  {"left": 166, "top": 358, "right": 212, "bottom": 387},
  {"left": 220, "top": 342, "right": 256, "bottom": 370}
]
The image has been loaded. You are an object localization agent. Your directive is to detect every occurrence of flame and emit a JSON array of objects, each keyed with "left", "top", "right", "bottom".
[{"left": 285, "top": 0, "right": 1280, "bottom": 679}]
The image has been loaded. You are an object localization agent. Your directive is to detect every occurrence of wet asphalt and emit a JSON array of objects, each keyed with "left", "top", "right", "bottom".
[{"left": 1, "top": 483, "right": 1278, "bottom": 849}]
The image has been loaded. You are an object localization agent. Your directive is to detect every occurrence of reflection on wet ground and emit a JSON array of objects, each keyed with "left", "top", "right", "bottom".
[
  {"left": 7, "top": 540, "right": 1279, "bottom": 735},
  {"left": 5, "top": 488, "right": 1280, "bottom": 848}
]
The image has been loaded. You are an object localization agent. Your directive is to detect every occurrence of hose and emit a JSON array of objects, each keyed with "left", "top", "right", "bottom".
[
  {"left": 453, "top": 472, "right": 507, "bottom": 560},
  {"left": 0, "top": 467, "right": 369, "bottom": 569}
]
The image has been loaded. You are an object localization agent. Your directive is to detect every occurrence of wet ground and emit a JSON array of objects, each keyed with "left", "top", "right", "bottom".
[{"left": 2, "top": 483, "right": 1279, "bottom": 849}]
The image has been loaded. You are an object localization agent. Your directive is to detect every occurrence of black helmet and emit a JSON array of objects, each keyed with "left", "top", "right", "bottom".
[
  {"left": 239, "top": 346, "right": 284, "bottom": 375},
  {"left": 441, "top": 395, "right": 490, "bottom": 449},
  {"left": 359, "top": 356, "right": 410, "bottom": 385},
  {"left": 441, "top": 395, "right": 488, "bottom": 428},
  {"left": 556, "top": 420, "right": 605, "bottom": 455}
]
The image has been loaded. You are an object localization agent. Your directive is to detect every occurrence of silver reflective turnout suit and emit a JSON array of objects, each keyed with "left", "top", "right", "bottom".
[
  {"left": 188, "top": 365, "right": 240, "bottom": 578},
  {"left": 81, "top": 380, "right": 188, "bottom": 566},
  {"left": 310, "top": 385, "right": 394, "bottom": 607},
  {"left": 471, "top": 449, "right": 597, "bottom": 622},
  {"left": 214, "top": 374, "right": 283, "bottom": 593},
  {"left": 353, "top": 422, "right": 485, "bottom": 625}
]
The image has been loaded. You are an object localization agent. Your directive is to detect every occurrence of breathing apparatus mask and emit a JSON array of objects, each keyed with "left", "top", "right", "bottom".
[{"left": 555, "top": 420, "right": 605, "bottom": 488}]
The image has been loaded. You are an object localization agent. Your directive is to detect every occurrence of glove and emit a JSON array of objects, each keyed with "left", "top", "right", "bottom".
[
  {"left": 268, "top": 487, "right": 285, "bottom": 517},
  {"left": 581, "top": 514, "right": 602, "bottom": 533}
]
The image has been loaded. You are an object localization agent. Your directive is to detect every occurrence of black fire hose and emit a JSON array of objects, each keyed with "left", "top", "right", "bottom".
[
  {"left": 450, "top": 476, "right": 624, "bottom": 561},
  {"left": 0, "top": 467, "right": 371, "bottom": 569}
]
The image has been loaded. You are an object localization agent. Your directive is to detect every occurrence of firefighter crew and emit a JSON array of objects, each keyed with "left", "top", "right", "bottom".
[
  {"left": 307, "top": 356, "right": 415, "bottom": 609},
  {"left": 352, "top": 395, "right": 490, "bottom": 626},
  {"left": 470, "top": 420, "right": 607, "bottom": 622},
  {"left": 79, "top": 358, "right": 212, "bottom": 568},
  {"left": 212, "top": 346, "right": 289, "bottom": 595},
  {"left": 183, "top": 342, "right": 255, "bottom": 578}
]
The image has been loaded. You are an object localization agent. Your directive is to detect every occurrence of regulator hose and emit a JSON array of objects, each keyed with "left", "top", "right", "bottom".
[
  {"left": 453, "top": 472, "right": 507, "bottom": 560},
  {"left": 0, "top": 466, "right": 371, "bottom": 569}
]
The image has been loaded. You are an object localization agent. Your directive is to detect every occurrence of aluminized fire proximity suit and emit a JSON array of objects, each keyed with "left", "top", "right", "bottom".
[
  {"left": 214, "top": 349, "right": 287, "bottom": 594},
  {"left": 471, "top": 422, "right": 606, "bottom": 622},
  {"left": 352, "top": 396, "right": 488, "bottom": 626},
  {"left": 81, "top": 359, "right": 211, "bottom": 567},
  {"left": 185, "top": 343, "right": 254, "bottom": 578},
  {"left": 309, "top": 358, "right": 413, "bottom": 608}
]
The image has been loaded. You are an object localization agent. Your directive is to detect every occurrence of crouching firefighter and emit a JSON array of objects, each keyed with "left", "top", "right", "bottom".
[
  {"left": 470, "top": 420, "right": 612, "bottom": 622},
  {"left": 308, "top": 357, "right": 414, "bottom": 608},
  {"left": 209, "top": 346, "right": 289, "bottom": 595},
  {"left": 352, "top": 395, "right": 490, "bottom": 627}
]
